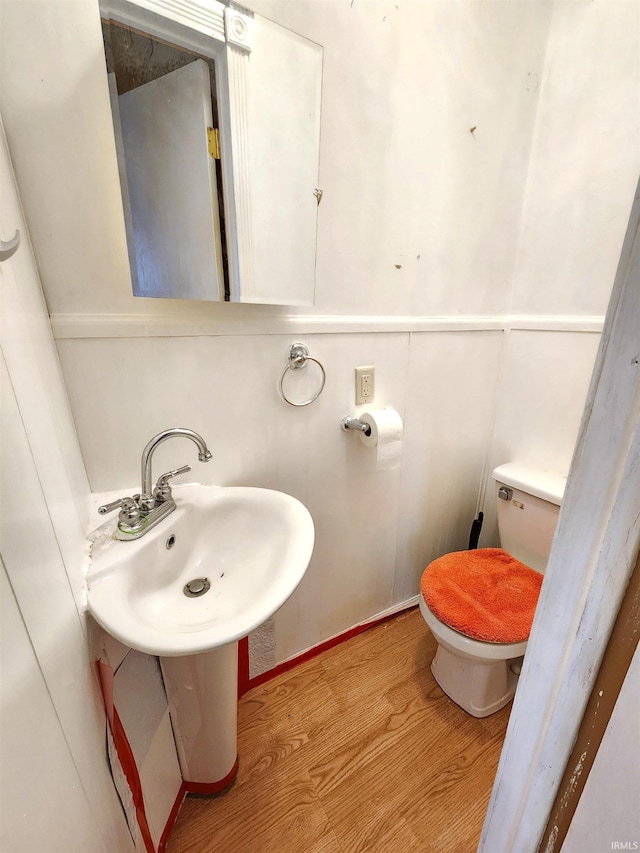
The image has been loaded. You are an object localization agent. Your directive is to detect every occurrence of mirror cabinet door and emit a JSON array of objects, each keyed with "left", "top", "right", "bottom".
[
  {"left": 101, "top": 0, "right": 322, "bottom": 306},
  {"left": 224, "top": 13, "right": 322, "bottom": 305}
]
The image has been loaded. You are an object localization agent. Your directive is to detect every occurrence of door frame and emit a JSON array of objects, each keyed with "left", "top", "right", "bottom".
[{"left": 479, "top": 177, "right": 640, "bottom": 852}]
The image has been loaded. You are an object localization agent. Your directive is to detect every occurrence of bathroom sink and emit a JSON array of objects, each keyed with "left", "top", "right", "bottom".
[{"left": 87, "top": 484, "right": 314, "bottom": 656}]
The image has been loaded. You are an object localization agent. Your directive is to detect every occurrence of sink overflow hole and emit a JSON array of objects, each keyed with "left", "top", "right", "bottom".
[
  {"left": 184, "top": 578, "right": 210, "bottom": 598},
  {"left": 166, "top": 535, "right": 176, "bottom": 550}
]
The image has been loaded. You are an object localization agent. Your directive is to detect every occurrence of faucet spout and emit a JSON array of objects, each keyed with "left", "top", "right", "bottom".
[
  {"left": 100, "top": 427, "right": 212, "bottom": 540},
  {"left": 140, "top": 428, "right": 212, "bottom": 507}
]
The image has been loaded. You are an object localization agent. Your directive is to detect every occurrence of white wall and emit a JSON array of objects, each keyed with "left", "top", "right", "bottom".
[
  {"left": 561, "top": 646, "right": 640, "bottom": 853},
  {"left": 509, "top": 0, "right": 640, "bottom": 318},
  {"left": 395, "top": 330, "right": 504, "bottom": 603},
  {"left": 1, "top": 0, "right": 638, "bottom": 674},
  {"left": 0, "top": 560, "right": 107, "bottom": 853},
  {"left": 250, "top": 0, "right": 554, "bottom": 317},
  {"left": 0, "top": 122, "right": 133, "bottom": 852},
  {"left": 480, "top": 0, "right": 639, "bottom": 540}
]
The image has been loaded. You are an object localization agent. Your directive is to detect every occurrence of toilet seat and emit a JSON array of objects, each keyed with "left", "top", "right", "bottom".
[
  {"left": 420, "top": 548, "right": 542, "bottom": 644},
  {"left": 419, "top": 596, "right": 528, "bottom": 661}
]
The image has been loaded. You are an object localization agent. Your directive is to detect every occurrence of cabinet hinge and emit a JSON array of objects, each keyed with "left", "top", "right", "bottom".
[{"left": 207, "top": 127, "right": 221, "bottom": 160}]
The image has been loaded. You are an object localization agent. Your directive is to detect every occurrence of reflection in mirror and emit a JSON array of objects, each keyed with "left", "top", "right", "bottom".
[
  {"left": 102, "top": 21, "right": 228, "bottom": 300},
  {"left": 100, "top": 0, "right": 322, "bottom": 307}
]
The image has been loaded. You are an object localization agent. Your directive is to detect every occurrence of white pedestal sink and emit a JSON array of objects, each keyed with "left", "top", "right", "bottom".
[{"left": 87, "top": 484, "right": 314, "bottom": 791}]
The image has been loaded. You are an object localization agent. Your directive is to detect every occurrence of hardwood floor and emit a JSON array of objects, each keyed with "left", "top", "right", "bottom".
[{"left": 166, "top": 608, "right": 510, "bottom": 853}]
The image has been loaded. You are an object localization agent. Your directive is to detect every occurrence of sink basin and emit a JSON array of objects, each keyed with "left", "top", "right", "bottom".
[{"left": 87, "top": 483, "right": 314, "bottom": 656}]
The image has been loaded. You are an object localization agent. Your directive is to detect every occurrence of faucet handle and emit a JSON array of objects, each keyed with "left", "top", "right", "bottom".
[
  {"left": 98, "top": 496, "right": 141, "bottom": 526},
  {"left": 99, "top": 499, "right": 119, "bottom": 515},
  {"left": 99, "top": 497, "right": 131, "bottom": 515},
  {"left": 153, "top": 465, "right": 191, "bottom": 502},
  {"left": 157, "top": 465, "right": 191, "bottom": 483}
]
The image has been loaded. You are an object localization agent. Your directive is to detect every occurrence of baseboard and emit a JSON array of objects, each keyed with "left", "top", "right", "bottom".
[{"left": 238, "top": 596, "right": 420, "bottom": 696}]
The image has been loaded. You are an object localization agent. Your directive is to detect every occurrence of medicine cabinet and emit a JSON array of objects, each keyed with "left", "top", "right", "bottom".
[{"left": 100, "top": 0, "right": 323, "bottom": 305}]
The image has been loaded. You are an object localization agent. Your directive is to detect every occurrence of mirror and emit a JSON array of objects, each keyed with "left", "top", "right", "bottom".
[
  {"left": 103, "top": 23, "right": 227, "bottom": 300},
  {"left": 100, "top": 0, "right": 322, "bottom": 306}
]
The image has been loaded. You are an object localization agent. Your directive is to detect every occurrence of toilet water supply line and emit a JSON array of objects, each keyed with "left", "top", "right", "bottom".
[{"left": 470, "top": 457, "right": 492, "bottom": 548}]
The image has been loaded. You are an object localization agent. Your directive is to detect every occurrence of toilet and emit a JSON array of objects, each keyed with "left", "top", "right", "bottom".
[{"left": 419, "top": 463, "right": 565, "bottom": 717}]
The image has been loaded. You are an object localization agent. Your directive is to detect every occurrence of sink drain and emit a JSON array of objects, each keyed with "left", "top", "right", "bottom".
[{"left": 183, "top": 578, "right": 211, "bottom": 598}]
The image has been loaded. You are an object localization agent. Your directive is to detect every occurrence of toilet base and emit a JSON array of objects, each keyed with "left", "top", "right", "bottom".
[{"left": 431, "top": 644, "right": 518, "bottom": 718}]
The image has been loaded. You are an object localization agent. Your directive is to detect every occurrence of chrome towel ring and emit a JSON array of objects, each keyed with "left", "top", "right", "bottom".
[
  {"left": 0, "top": 228, "right": 20, "bottom": 262},
  {"left": 279, "top": 343, "right": 326, "bottom": 407}
]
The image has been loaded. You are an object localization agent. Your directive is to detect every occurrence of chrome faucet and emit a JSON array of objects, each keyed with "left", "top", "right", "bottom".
[
  {"left": 139, "top": 428, "right": 212, "bottom": 510},
  {"left": 99, "top": 428, "right": 212, "bottom": 540}
]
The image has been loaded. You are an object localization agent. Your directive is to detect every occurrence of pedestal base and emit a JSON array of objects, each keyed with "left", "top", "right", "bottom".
[{"left": 161, "top": 642, "right": 239, "bottom": 787}]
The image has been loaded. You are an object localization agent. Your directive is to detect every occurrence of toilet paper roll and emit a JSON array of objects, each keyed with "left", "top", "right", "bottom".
[{"left": 359, "top": 408, "right": 403, "bottom": 471}]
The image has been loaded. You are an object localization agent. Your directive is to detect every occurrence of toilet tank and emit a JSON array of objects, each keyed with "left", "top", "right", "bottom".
[{"left": 492, "top": 463, "right": 566, "bottom": 573}]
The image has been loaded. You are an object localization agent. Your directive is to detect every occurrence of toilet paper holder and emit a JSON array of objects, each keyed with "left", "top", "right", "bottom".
[{"left": 340, "top": 416, "right": 372, "bottom": 436}]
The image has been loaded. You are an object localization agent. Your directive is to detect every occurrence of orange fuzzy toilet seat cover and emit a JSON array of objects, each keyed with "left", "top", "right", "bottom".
[{"left": 420, "top": 548, "right": 543, "bottom": 643}]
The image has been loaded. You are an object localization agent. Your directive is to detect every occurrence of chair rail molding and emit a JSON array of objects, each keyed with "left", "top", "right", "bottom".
[{"left": 48, "top": 313, "right": 605, "bottom": 340}]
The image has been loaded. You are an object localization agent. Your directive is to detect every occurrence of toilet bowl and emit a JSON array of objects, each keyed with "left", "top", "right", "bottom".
[
  {"left": 419, "top": 594, "right": 528, "bottom": 717},
  {"left": 419, "top": 463, "right": 566, "bottom": 718}
]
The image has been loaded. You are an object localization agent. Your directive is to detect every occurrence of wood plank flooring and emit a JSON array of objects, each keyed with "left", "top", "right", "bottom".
[{"left": 166, "top": 608, "right": 510, "bottom": 853}]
